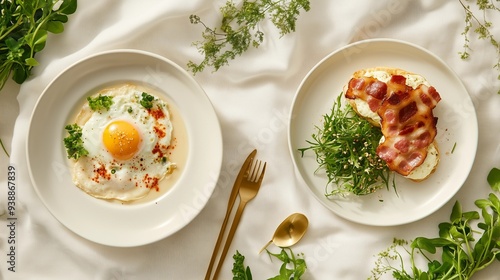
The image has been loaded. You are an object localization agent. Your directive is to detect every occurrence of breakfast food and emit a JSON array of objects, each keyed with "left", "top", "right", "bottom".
[
  {"left": 344, "top": 67, "right": 441, "bottom": 181},
  {"left": 63, "top": 83, "right": 176, "bottom": 201}
]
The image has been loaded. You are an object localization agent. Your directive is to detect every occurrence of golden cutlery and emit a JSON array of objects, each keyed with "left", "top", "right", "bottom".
[
  {"left": 258, "top": 213, "right": 309, "bottom": 254},
  {"left": 212, "top": 157, "right": 267, "bottom": 280},
  {"left": 204, "top": 149, "right": 257, "bottom": 280}
]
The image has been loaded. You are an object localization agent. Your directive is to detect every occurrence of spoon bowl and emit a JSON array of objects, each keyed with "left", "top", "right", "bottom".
[{"left": 259, "top": 213, "right": 309, "bottom": 253}]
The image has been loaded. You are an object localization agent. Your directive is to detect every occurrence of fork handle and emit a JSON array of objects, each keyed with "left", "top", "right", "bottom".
[{"left": 212, "top": 200, "right": 248, "bottom": 280}]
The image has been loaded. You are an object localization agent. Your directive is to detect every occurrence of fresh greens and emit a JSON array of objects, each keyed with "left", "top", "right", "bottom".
[
  {"left": 87, "top": 94, "right": 113, "bottom": 111},
  {"left": 458, "top": 0, "right": 500, "bottom": 94},
  {"left": 63, "top": 124, "right": 87, "bottom": 160},
  {"left": 140, "top": 92, "right": 155, "bottom": 109},
  {"left": 233, "top": 251, "right": 253, "bottom": 280},
  {"left": 487, "top": 167, "right": 500, "bottom": 192},
  {"left": 266, "top": 248, "right": 307, "bottom": 280},
  {"left": 188, "top": 0, "right": 311, "bottom": 74},
  {"left": 370, "top": 168, "right": 500, "bottom": 280},
  {"left": 0, "top": 0, "right": 77, "bottom": 91},
  {"left": 298, "top": 94, "right": 394, "bottom": 197},
  {"left": 232, "top": 248, "right": 307, "bottom": 280}
]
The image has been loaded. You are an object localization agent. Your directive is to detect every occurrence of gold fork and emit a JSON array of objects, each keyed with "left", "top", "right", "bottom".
[{"left": 211, "top": 158, "right": 267, "bottom": 280}]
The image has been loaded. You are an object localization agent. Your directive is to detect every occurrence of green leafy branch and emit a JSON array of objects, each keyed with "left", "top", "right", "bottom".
[
  {"left": 188, "top": 0, "right": 310, "bottom": 74},
  {"left": 232, "top": 248, "right": 307, "bottom": 280},
  {"left": 370, "top": 168, "right": 500, "bottom": 280},
  {"left": 458, "top": 0, "right": 500, "bottom": 94},
  {"left": 0, "top": 0, "right": 77, "bottom": 92}
]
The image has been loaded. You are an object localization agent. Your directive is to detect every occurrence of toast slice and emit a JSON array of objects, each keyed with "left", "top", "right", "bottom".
[{"left": 344, "top": 67, "right": 440, "bottom": 182}]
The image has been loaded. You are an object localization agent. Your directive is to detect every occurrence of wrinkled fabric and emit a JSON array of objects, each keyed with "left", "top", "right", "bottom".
[{"left": 1, "top": 0, "right": 499, "bottom": 279}]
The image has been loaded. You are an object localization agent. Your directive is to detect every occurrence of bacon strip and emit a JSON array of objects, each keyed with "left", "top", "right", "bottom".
[
  {"left": 345, "top": 77, "right": 387, "bottom": 112},
  {"left": 345, "top": 74, "right": 441, "bottom": 176}
]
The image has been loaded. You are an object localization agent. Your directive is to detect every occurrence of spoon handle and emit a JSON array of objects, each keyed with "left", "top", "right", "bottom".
[{"left": 258, "top": 240, "right": 273, "bottom": 254}]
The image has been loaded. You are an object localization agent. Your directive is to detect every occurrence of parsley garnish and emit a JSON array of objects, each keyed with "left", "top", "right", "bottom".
[
  {"left": 188, "top": 0, "right": 311, "bottom": 74},
  {"left": 299, "top": 94, "right": 394, "bottom": 197},
  {"left": 140, "top": 92, "right": 155, "bottom": 109},
  {"left": 63, "top": 124, "right": 88, "bottom": 160},
  {"left": 87, "top": 94, "right": 113, "bottom": 111},
  {"left": 232, "top": 251, "right": 253, "bottom": 280}
]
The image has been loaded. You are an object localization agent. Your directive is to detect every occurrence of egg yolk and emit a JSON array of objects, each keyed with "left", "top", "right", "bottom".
[{"left": 102, "top": 120, "right": 141, "bottom": 160}]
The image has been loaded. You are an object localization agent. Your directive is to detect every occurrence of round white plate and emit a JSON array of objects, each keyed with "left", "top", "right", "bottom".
[
  {"left": 27, "top": 50, "right": 223, "bottom": 246},
  {"left": 288, "top": 39, "right": 477, "bottom": 226}
]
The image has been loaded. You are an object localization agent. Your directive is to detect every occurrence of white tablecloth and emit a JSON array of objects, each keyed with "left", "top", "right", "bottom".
[{"left": 1, "top": 0, "right": 500, "bottom": 279}]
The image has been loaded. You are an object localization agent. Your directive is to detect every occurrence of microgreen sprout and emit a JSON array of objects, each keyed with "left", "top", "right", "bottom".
[{"left": 298, "top": 94, "right": 394, "bottom": 197}]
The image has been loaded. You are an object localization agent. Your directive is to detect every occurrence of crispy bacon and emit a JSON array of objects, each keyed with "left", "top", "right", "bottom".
[
  {"left": 345, "top": 77, "right": 387, "bottom": 112},
  {"left": 345, "top": 73, "right": 441, "bottom": 176},
  {"left": 377, "top": 78, "right": 440, "bottom": 176}
]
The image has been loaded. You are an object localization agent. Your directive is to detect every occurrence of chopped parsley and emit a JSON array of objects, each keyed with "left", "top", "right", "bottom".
[
  {"left": 63, "top": 124, "right": 88, "bottom": 160},
  {"left": 87, "top": 94, "right": 113, "bottom": 111},
  {"left": 140, "top": 92, "right": 155, "bottom": 109}
]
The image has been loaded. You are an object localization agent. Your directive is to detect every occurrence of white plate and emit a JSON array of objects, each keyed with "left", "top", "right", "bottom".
[
  {"left": 27, "top": 50, "right": 223, "bottom": 246},
  {"left": 288, "top": 39, "right": 477, "bottom": 226}
]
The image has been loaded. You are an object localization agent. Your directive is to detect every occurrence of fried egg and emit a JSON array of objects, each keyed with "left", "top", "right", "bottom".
[{"left": 70, "top": 83, "right": 174, "bottom": 201}]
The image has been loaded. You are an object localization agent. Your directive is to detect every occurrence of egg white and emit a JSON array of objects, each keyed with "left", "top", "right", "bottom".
[{"left": 70, "top": 84, "right": 174, "bottom": 201}]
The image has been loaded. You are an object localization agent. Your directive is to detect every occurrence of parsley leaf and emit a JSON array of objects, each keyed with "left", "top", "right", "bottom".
[
  {"left": 87, "top": 94, "right": 113, "bottom": 111},
  {"left": 232, "top": 251, "right": 253, "bottom": 280},
  {"left": 63, "top": 124, "right": 88, "bottom": 160},
  {"left": 140, "top": 92, "right": 155, "bottom": 109}
]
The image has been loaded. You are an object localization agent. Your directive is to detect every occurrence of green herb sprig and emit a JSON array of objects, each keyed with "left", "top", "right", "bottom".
[
  {"left": 0, "top": 0, "right": 77, "bottom": 91},
  {"left": 188, "top": 0, "right": 310, "bottom": 74},
  {"left": 458, "top": 0, "right": 500, "bottom": 94},
  {"left": 87, "top": 94, "right": 113, "bottom": 111},
  {"left": 63, "top": 124, "right": 88, "bottom": 160},
  {"left": 232, "top": 251, "right": 253, "bottom": 280},
  {"left": 232, "top": 248, "right": 307, "bottom": 280},
  {"left": 140, "top": 92, "right": 155, "bottom": 109},
  {"left": 266, "top": 248, "right": 307, "bottom": 280},
  {"left": 370, "top": 168, "right": 500, "bottom": 280},
  {"left": 298, "top": 94, "right": 394, "bottom": 197}
]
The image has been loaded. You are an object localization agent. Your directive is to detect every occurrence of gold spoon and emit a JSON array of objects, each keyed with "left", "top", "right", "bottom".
[{"left": 259, "top": 213, "right": 309, "bottom": 253}]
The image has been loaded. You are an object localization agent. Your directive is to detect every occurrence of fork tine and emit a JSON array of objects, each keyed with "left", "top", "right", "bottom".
[
  {"left": 246, "top": 159, "right": 258, "bottom": 182},
  {"left": 256, "top": 162, "right": 266, "bottom": 183},
  {"left": 250, "top": 160, "right": 261, "bottom": 181}
]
